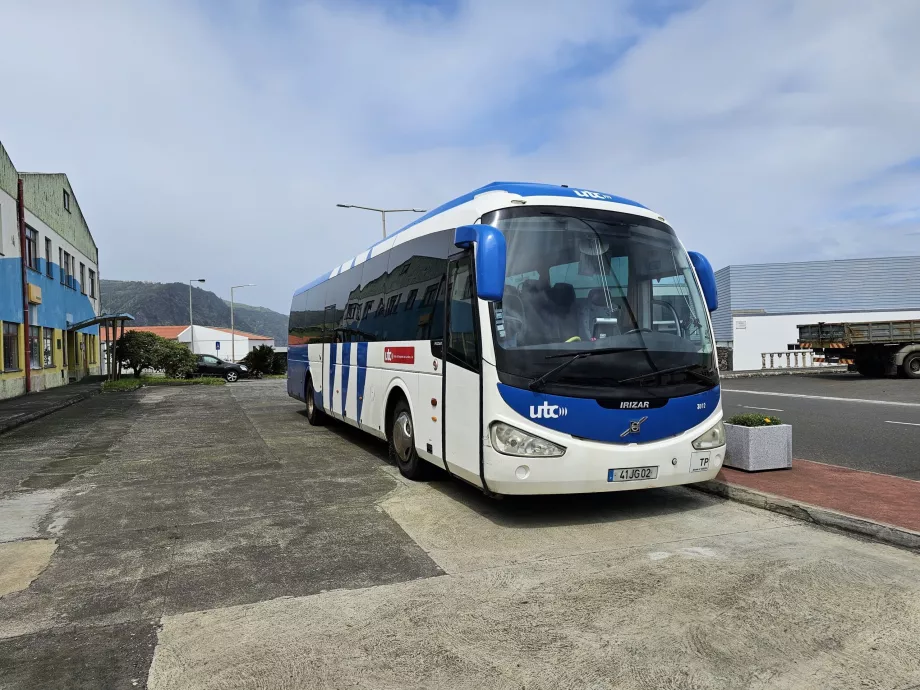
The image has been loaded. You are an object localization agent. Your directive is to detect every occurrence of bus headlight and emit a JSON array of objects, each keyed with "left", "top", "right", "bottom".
[
  {"left": 490, "top": 422, "right": 566, "bottom": 457},
  {"left": 692, "top": 421, "right": 725, "bottom": 450}
]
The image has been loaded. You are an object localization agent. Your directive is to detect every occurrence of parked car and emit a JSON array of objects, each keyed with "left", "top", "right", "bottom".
[{"left": 192, "top": 354, "right": 250, "bottom": 382}]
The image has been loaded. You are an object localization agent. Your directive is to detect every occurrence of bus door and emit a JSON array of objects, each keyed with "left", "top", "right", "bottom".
[{"left": 442, "top": 252, "right": 483, "bottom": 486}]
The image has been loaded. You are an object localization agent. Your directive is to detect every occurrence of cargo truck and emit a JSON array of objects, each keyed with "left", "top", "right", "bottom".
[{"left": 797, "top": 319, "right": 920, "bottom": 379}]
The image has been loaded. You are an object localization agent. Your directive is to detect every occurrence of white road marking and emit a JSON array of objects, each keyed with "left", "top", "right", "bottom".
[
  {"left": 885, "top": 421, "right": 920, "bottom": 427},
  {"left": 738, "top": 405, "right": 784, "bottom": 412},
  {"left": 722, "top": 389, "right": 920, "bottom": 408}
]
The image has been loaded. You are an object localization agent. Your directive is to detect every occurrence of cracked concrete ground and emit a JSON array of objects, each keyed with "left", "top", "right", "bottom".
[{"left": 1, "top": 380, "right": 919, "bottom": 689}]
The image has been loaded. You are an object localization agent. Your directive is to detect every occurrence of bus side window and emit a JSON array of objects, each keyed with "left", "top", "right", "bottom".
[{"left": 447, "top": 255, "right": 479, "bottom": 372}]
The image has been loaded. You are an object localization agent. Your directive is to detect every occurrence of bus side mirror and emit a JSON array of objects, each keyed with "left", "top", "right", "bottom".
[
  {"left": 688, "top": 251, "right": 718, "bottom": 312},
  {"left": 454, "top": 224, "right": 506, "bottom": 301}
]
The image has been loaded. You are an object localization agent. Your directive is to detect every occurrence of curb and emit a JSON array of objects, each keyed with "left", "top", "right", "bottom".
[
  {"left": 0, "top": 386, "right": 103, "bottom": 436},
  {"left": 695, "top": 479, "right": 920, "bottom": 552}
]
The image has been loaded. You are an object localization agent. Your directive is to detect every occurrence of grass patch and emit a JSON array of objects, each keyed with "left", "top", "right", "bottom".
[
  {"left": 263, "top": 374, "right": 287, "bottom": 379},
  {"left": 103, "top": 376, "right": 226, "bottom": 392},
  {"left": 725, "top": 413, "right": 784, "bottom": 427}
]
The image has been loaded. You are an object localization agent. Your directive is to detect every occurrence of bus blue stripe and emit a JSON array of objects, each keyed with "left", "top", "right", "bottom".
[
  {"left": 341, "top": 342, "right": 352, "bottom": 417},
  {"left": 357, "top": 343, "right": 368, "bottom": 423}
]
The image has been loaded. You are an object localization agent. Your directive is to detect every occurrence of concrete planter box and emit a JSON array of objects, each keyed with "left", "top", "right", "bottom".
[{"left": 724, "top": 423, "right": 792, "bottom": 471}]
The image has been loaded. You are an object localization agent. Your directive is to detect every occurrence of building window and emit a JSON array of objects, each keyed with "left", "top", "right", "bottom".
[
  {"left": 45, "top": 238, "right": 53, "bottom": 278},
  {"left": 421, "top": 282, "right": 440, "bottom": 307},
  {"left": 43, "top": 328, "right": 54, "bottom": 368},
  {"left": 62, "top": 251, "right": 72, "bottom": 288},
  {"left": 29, "top": 326, "right": 42, "bottom": 370},
  {"left": 80, "top": 263, "right": 86, "bottom": 294},
  {"left": 88, "top": 269, "right": 96, "bottom": 298},
  {"left": 2, "top": 322, "right": 20, "bottom": 371},
  {"left": 405, "top": 289, "right": 418, "bottom": 311},
  {"left": 25, "top": 227, "right": 39, "bottom": 271},
  {"left": 63, "top": 189, "right": 71, "bottom": 212},
  {"left": 385, "top": 294, "right": 401, "bottom": 316},
  {"left": 59, "top": 249, "right": 66, "bottom": 284},
  {"left": 71, "top": 255, "right": 76, "bottom": 290}
]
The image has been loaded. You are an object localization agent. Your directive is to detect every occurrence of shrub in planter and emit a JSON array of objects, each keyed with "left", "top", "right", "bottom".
[{"left": 724, "top": 413, "right": 792, "bottom": 472}]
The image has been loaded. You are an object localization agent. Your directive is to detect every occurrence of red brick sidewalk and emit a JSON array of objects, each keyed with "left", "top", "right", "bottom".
[{"left": 712, "top": 459, "right": 920, "bottom": 534}]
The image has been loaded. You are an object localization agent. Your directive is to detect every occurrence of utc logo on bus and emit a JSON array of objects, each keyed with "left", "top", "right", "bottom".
[
  {"left": 572, "top": 189, "right": 614, "bottom": 201},
  {"left": 529, "top": 402, "right": 568, "bottom": 419}
]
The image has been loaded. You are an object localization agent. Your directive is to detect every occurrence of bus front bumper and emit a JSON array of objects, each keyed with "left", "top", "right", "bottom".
[{"left": 482, "top": 434, "right": 725, "bottom": 496}]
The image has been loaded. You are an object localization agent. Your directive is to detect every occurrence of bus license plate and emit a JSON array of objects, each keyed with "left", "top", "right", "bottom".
[{"left": 608, "top": 466, "right": 658, "bottom": 482}]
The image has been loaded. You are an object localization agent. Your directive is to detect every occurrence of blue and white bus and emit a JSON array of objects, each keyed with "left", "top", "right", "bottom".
[{"left": 288, "top": 182, "right": 724, "bottom": 495}]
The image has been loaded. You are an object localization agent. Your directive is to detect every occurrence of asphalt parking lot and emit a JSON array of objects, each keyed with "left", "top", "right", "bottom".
[
  {"left": 723, "top": 373, "right": 920, "bottom": 479},
  {"left": 1, "top": 380, "right": 919, "bottom": 689}
]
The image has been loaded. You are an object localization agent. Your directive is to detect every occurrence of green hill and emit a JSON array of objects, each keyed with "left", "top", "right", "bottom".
[{"left": 100, "top": 279, "right": 288, "bottom": 344}]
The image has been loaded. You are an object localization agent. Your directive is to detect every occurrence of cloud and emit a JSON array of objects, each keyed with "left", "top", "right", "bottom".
[{"left": 2, "top": 0, "right": 918, "bottom": 312}]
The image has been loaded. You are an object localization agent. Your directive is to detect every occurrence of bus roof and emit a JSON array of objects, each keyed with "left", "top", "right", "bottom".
[{"left": 294, "top": 181, "right": 648, "bottom": 296}]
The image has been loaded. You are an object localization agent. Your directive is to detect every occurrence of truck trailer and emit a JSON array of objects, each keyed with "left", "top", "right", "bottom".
[{"left": 797, "top": 319, "right": 920, "bottom": 379}]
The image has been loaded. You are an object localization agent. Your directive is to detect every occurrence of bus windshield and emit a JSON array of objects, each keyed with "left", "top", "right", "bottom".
[{"left": 483, "top": 206, "right": 716, "bottom": 399}]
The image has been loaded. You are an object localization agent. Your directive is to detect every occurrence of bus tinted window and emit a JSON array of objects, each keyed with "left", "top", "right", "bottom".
[
  {"left": 381, "top": 230, "right": 452, "bottom": 341},
  {"left": 352, "top": 252, "right": 389, "bottom": 340}
]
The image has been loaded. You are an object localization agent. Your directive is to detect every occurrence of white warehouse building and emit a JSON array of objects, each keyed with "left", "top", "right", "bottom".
[{"left": 714, "top": 256, "right": 920, "bottom": 371}]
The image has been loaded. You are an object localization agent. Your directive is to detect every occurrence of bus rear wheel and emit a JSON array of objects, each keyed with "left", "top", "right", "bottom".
[
  {"left": 305, "top": 376, "right": 326, "bottom": 426},
  {"left": 389, "top": 399, "right": 428, "bottom": 480}
]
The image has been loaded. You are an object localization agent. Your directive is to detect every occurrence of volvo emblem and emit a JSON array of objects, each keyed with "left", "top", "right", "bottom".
[{"left": 620, "top": 416, "right": 648, "bottom": 438}]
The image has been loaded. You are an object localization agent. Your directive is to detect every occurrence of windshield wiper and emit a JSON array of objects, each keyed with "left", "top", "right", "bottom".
[
  {"left": 617, "top": 363, "right": 717, "bottom": 386},
  {"left": 528, "top": 347, "right": 648, "bottom": 391}
]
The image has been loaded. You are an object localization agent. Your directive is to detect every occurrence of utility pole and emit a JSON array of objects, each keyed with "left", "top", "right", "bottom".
[
  {"left": 189, "top": 279, "right": 205, "bottom": 354},
  {"left": 336, "top": 204, "right": 427, "bottom": 239},
  {"left": 230, "top": 283, "right": 255, "bottom": 362}
]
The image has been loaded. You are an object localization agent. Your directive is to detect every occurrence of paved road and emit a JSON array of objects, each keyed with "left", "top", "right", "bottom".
[
  {"left": 1, "top": 380, "right": 920, "bottom": 689},
  {"left": 722, "top": 373, "right": 920, "bottom": 479}
]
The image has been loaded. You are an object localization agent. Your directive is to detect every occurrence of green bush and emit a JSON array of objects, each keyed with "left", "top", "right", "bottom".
[
  {"left": 115, "top": 331, "right": 198, "bottom": 378},
  {"left": 156, "top": 339, "right": 198, "bottom": 379},
  {"left": 241, "top": 344, "right": 276, "bottom": 375},
  {"left": 726, "top": 413, "right": 784, "bottom": 427},
  {"left": 115, "top": 331, "right": 161, "bottom": 378}
]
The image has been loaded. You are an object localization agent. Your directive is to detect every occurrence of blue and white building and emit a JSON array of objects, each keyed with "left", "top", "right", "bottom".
[
  {"left": 714, "top": 256, "right": 920, "bottom": 371},
  {"left": 0, "top": 140, "right": 101, "bottom": 400}
]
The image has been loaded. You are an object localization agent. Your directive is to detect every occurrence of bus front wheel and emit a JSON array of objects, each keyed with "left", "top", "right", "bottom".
[{"left": 389, "top": 399, "right": 428, "bottom": 480}]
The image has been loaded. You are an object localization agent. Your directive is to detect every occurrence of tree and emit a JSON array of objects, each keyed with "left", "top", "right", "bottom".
[
  {"left": 271, "top": 350, "right": 287, "bottom": 375},
  {"left": 241, "top": 344, "right": 275, "bottom": 375},
  {"left": 115, "top": 331, "right": 161, "bottom": 378},
  {"left": 155, "top": 339, "right": 198, "bottom": 379}
]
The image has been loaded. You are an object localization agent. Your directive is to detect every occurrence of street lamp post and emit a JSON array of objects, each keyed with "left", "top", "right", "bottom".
[
  {"left": 336, "top": 204, "right": 427, "bottom": 239},
  {"left": 230, "top": 283, "right": 256, "bottom": 363},
  {"left": 189, "top": 279, "right": 205, "bottom": 354}
]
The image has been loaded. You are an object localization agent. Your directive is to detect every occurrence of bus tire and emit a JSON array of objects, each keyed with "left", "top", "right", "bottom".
[
  {"left": 901, "top": 353, "right": 920, "bottom": 379},
  {"left": 389, "top": 398, "right": 428, "bottom": 480},
  {"left": 305, "top": 375, "right": 326, "bottom": 426}
]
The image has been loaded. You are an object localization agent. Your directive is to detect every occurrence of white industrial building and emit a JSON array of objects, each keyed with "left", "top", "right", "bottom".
[
  {"left": 714, "top": 256, "right": 920, "bottom": 371},
  {"left": 123, "top": 325, "right": 274, "bottom": 361}
]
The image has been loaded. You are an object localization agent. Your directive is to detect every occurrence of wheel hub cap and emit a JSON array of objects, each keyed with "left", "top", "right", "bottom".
[{"left": 393, "top": 412, "right": 413, "bottom": 461}]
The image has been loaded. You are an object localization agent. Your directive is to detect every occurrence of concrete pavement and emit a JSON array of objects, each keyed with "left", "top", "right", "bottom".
[{"left": 2, "top": 380, "right": 920, "bottom": 689}]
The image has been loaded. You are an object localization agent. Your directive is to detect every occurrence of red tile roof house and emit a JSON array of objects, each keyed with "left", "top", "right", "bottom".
[{"left": 123, "top": 325, "right": 273, "bottom": 361}]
